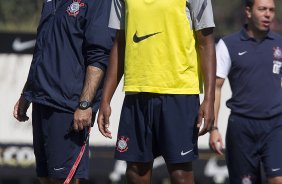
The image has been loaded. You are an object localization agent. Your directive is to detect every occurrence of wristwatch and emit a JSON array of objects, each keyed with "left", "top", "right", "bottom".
[{"left": 78, "top": 100, "right": 91, "bottom": 110}]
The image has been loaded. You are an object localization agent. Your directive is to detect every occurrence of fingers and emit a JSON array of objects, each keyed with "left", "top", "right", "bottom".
[
  {"left": 73, "top": 121, "right": 79, "bottom": 131},
  {"left": 97, "top": 104, "right": 112, "bottom": 138},
  {"left": 198, "top": 115, "right": 213, "bottom": 136},
  {"left": 15, "top": 114, "right": 29, "bottom": 122},
  {"left": 198, "top": 117, "right": 208, "bottom": 136},
  {"left": 13, "top": 101, "right": 19, "bottom": 119},
  {"left": 73, "top": 109, "right": 92, "bottom": 131},
  {"left": 197, "top": 104, "right": 214, "bottom": 136},
  {"left": 13, "top": 99, "right": 30, "bottom": 122},
  {"left": 18, "top": 115, "right": 29, "bottom": 122},
  {"left": 210, "top": 140, "right": 224, "bottom": 155},
  {"left": 216, "top": 141, "right": 224, "bottom": 155},
  {"left": 97, "top": 113, "right": 112, "bottom": 139},
  {"left": 198, "top": 129, "right": 207, "bottom": 136},
  {"left": 209, "top": 131, "right": 224, "bottom": 155},
  {"left": 196, "top": 111, "right": 203, "bottom": 129},
  {"left": 73, "top": 120, "right": 91, "bottom": 131}
]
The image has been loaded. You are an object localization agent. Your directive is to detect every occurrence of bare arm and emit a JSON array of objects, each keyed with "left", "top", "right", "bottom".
[
  {"left": 100, "top": 30, "right": 125, "bottom": 105},
  {"left": 80, "top": 67, "right": 104, "bottom": 102},
  {"left": 97, "top": 30, "right": 125, "bottom": 138},
  {"left": 209, "top": 77, "right": 225, "bottom": 155},
  {"left": 214, "top": 77, "right": 225, "bottom": 128},
  {"left": 73, "top": 66, "right": 104, "bottom": 131},
  {"left": 195, "top": 28, "right": 216, "bottom": 136}
]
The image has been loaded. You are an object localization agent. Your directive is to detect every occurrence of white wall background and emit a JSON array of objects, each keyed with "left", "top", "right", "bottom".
[{"left": 0, "top": 54, "right": 231, "bottom": 149}]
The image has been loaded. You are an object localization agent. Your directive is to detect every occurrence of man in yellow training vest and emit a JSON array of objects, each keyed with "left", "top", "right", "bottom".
[{"left": 98, "top": 0, "right": 216, "bottom": 183}]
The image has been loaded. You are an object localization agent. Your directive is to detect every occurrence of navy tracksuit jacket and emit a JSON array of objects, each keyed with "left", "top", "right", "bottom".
[{"left": 24, "top": 0, "right": 115, "bottom": 113}]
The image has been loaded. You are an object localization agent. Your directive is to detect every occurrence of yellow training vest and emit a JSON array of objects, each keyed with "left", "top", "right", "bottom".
[{"left": 123, "top": 0, "right": 202, "bottom": 94}]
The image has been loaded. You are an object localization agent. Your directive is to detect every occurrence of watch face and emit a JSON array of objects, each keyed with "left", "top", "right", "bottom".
[{"left": 79, "top": 101, "right": 90, "bottom": 110}]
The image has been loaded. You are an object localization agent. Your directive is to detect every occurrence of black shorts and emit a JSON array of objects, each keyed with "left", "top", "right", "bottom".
[
  {"left": 32, "top": 103, "right": 92, "bottom": 179},
  {"left": 226, "top": 113, "right": 282, "bottom": 184},
  {"left": 115, "top": 93, "right": 200, "bottom": 164}
]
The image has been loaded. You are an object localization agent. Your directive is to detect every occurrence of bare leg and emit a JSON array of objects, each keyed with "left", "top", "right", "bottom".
[
  {"left": 166, "top": 162, "right": 194, "bottom": 184},
  {"left": 39, "top": 177, "right": 80, "bottom": 184},
  {"left": 268, "top": 176, "right": 282, "bottom": 184},
  {"left": 39, "top": 177, "right": 52, "bottom": 184},
  {"left": 126, "top": 161, "right": 153, "bottom": 184}
]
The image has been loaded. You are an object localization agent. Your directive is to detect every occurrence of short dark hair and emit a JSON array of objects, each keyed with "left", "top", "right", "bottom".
[{"left": 245, "top": 0, "right": 254, "bottom": 8}]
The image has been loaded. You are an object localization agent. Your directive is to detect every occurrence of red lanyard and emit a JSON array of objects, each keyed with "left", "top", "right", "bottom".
[{"left": 64, "top": 127, "right": 91, "bottom": 184}]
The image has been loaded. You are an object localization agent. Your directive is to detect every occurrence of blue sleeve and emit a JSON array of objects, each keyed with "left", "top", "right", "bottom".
[{"left": 84, "top": 0, "right": 116, "bottom": 71}]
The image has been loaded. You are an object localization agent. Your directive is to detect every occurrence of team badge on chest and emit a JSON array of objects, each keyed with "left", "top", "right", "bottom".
[
  {"left": 272, "top": 47, "right": 282, "bottom": 75},
  {"left": 67, "top": 0, "right": 85, "bottom": 17},
  {"left": 116, "top": 136, "right": 129, "bottom": 153},
  {"left": 273, "top": 47, "right": 282, "bottom": 60}
]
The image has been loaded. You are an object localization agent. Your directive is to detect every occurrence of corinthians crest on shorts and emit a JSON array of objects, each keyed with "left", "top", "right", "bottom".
[
  {"left": 241, "top": 175, "right": 252, "bottom": 184},
  {"left": 67, "top": 0, "right": 85, "bottom": 17},
  {"left": 116, "top": 136, "right": 129, "bottom": 153}
]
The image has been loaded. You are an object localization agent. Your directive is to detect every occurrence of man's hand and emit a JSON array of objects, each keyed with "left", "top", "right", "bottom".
[
  {"left": 209, "top": 129, "right": 224, "bottom": 155},
  {"left": 197, "top": 99, "right": 214, "bottom": 136},
  {"left": 97, "top": 102, "right": 112, "bottom": 139},
  {"left": 13, "top": 95, "right": 31, "bottom": 122},
  {"left": 73, "top": 108, "right": 92, "bottom": 131}
]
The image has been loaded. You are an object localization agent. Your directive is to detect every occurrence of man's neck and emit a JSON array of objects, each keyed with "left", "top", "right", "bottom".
[{"left": 246, "top": 25, "right": 269, "bottom": 42}]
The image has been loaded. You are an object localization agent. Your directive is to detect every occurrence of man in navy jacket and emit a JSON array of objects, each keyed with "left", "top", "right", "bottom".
[{"left": 13, "top": 0, "right": 115, "bottom": 183}]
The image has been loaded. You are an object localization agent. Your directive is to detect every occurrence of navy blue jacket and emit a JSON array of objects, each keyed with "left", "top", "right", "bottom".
[
  {"left": 223, "top": 28, "right": 282, "bottom": 119},
  {"left": 24, "top": 0, "right": 115, "bottom": 113}
]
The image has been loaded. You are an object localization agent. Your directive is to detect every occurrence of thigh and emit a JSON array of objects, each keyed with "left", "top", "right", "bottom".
[
  {"left": 157, "top": 95, "right": 200, "bottom": 164},
  {"left": 225, "top": 114, "right": 261, "bottom": 184},
  {"left": 32, "top": 103, "right": 48, "bottom": 177},
  {"left": 262, "top": 115, "right": 282, "bottom": 178},
  {"left": 114, "top": 94, "right": 155, "bottom": 162},
  {"left": 32, "top": 103, "right": 90, "bottom": 179}
]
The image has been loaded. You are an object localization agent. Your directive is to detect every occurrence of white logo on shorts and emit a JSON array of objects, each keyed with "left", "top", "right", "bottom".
[
  {"left": 54, "top": 167, "right": 65, "bottom": 171},
  {"left": 272, "top": 168, "right": 281, "bottom": 172},
  {"left": 180, "top": 149, "right": 193, "bottom": 156}
]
